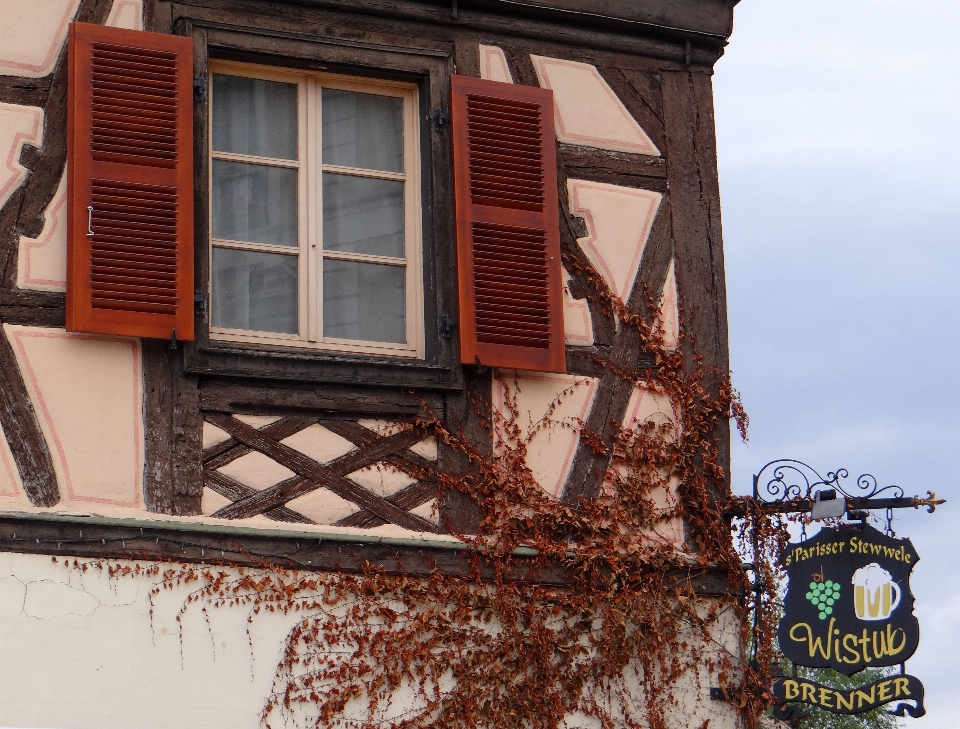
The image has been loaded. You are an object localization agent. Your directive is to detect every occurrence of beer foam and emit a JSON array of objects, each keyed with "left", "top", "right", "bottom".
[{"left": 852, "top": 562, "right": 891, "bottom": 589}]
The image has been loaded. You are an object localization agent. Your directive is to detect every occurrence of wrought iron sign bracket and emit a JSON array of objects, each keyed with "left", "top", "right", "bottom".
[{"left": 721, "top": 459, "right": 947, "bottom": 520}]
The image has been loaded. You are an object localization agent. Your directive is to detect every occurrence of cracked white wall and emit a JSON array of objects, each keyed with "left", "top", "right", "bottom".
[
  {"left": 0, "top": 552, "right": 297, "bottom": 729},
  {"left": 0, "top": 552, "right": 742, "bottom": 729}
]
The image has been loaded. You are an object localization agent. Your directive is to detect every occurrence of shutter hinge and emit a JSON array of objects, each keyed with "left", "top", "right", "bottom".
[
  {"left": 193, "top": 74, "right": 207, "bottom": 102},
  {"left": 439, "top": 313, "right": 456, "bottom": 339},
  {"left": 432, "top": 108, "right": 450, "bottom": 131},
  {"left": 195, "top": 291, "right": 208, "bottom": 322},
  {"left": 169, "top": 329, "right": 178, "bottom": 350}
]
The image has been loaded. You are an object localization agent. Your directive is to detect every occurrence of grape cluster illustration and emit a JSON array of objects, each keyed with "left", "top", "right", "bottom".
[{"left": 806, "top": 580, "right": 841, "bottom": 620}]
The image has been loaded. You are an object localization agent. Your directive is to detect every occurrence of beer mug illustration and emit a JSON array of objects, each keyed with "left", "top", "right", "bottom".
[{"left": 852, "top": 563, "right": 901, "bottom": 621}]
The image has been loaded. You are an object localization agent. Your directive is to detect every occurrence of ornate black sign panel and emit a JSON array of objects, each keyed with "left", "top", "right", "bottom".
[
  {"left": 777, "top": 524, "right": 920, "bottom": 675},
  {"left": 772, "top": 674, "right": 925, "bottom": 718}
]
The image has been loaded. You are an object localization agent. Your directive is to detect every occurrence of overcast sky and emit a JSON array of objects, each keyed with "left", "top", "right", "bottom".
[{"left": 713, "top": 1, "right": 960, "bottom": 726}]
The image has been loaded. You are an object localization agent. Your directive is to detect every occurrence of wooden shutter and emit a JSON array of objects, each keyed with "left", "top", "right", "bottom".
[
  {"left": 451, "top": 75, "right": 564, "bottom": 373},
  {"left": 67, "top": 22, "right": 194, "bottom": 340}
]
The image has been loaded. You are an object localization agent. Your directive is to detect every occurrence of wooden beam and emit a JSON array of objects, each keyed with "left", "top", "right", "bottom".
[
  {"left": 204, "top": 414, "right": 439, "bottom": 532},
  {"left": 0, "top": 515, "right": 732, "bottom": 594},
  {"left": 202, "top": 416, "right": 317, "bottom": 470},
  {"left": 0, "top": 326, "right": 59, "bottom": 506},
  {"left": 203, "top": 470, "right": 315, "bottom": 524}
]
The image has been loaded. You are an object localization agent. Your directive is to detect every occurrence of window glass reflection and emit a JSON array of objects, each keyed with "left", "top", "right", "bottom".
[
  {"left": 323, "top": 260, "right": 405, "bottom": 343},
  {"left": 212, "top": 74, "right": 298, "bottom": 160},
  {"left": 212, "top": 160, "right": 298, "bottom": 246},
  {"left": 322, "top": 173, "right": 404, "bottom": 258},
  {"left": 212, "top": 248, "right": 298, "bottom": 334},
  {"left": 322, "top": 89, "right": 403, "bottom": 172}
]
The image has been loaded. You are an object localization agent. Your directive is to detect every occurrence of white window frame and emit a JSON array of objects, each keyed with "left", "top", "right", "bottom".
[{"left": 207, "top": 60, "right": 424, "bottom": 359}]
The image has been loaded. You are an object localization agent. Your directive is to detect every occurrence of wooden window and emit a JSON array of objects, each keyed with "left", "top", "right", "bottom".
[
  {"left": 66, "top": 22, "right": 194, "bottom": 340},
  {"left": 451, "top": 75, "right": 565, "bottom": 373},
  {"left": 208, "top": 61, "right": 424, "bottom": 359}
]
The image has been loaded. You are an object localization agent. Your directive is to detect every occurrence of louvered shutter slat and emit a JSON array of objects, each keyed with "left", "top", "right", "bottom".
[
  {"left": 67, "top": 22, "right": 194, "bottom": 340},
  {"left": 451, "top": 76, "right": 564, "bottom": 373}
]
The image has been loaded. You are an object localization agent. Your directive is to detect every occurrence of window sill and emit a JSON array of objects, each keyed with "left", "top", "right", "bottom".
[
  {"left": 184, "top": 336, "right": 463, "bottom": 391},
  {"left": 210, "top": 329, "right": 423, "bottom": 359}
]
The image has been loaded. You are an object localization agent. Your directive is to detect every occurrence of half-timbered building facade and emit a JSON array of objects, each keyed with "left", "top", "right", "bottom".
[{"left": 0, "top": 0, "right": 740, "bottom": 726}]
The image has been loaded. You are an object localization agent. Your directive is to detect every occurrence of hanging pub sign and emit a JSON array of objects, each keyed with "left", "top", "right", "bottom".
[{"left": 773, "top": 524, "right": 926, "bottom": 718}]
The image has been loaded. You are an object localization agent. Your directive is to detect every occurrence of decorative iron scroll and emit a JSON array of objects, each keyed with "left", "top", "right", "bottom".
[{"left": 752, "top": 459, "right": 905, "bottom": 504}]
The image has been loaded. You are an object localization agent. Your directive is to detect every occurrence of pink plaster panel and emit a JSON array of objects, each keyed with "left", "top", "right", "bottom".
[
  {"left": 478, "top": 45, "right": 513, "bottom": 83},
  {"left": 567, "top": 179, "right": 661, "bottom": 303},
  {"left": 622, "top": 386, "right": 679, "bottom": 439},
  {"left": 617, "top": 386, "right": 683, "bottom": 544},
  {"left": 285, "top": 488, "right": 358, "bottom": 525},
  {"left": 493, "top": 371, "right": 598, "bottom": 499},
  {"left": 0, "top": 0, "right": 80, "bottom": 77},
  {"left": 0, "top": 104, "right": 43, "bottom": 210},
  {"left": 562, "top": 267, "right": 593, "bottom": 346},
  {"left": 105, "top": 0, "right": 143, "bottom": 29},
  {"left": 18, "top": 170, "right": 67, "bottom": 292},
  {"left": 4, "top": 326, "right": 144, "bottom": 508},
  {"left": 657, "top": 259, "right": 680, "bottom": 353},
  {"left": 530, "top": 55, "right": 659, "bottom": 156}
]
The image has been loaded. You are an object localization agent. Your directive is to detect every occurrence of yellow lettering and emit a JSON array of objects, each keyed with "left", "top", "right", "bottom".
[
  {"left": 894, "top": 678, "right": 910, "bottom": 698},
  {"left": 872, "top": 629, "right": 887, "bottom": 658},
  {"left": 789, "top": 620, "right": 832, "bottom": 660},
  {"left": 818, "top": 687, "right": 833, "bottom": 708},
  {"left": 906, "top": 553, "right": 911, "bottom": 563},
  {"left": 801, "top": 683, "right": 816, "bottom": 704},
  {"left": 886, "top": 625, "right": 906, "bottom": 656},
  {"left": 855, "top": 686, "right": 876, "bottom": 709},
  {"left": 838, "top": 541, "right": 845, "bottom": 552},
  {"left": 858, "top": 629, "right": 872, "bottom": 663},
  {"left": 842, "top": 634, "right": 861, "bottom": 664},
  {"left": 784, "top": 680, "right": 799, "bottom": 701},
  {"left": 835, "top": 690, "right": 855, "bottom": 711},
  {"left": 878, "top": 680, "right": 893, "bottom": 702}
]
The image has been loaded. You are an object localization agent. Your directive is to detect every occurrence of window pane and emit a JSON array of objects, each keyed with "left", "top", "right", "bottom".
[
  {"left": 322, "top": 89, "right": 403, "bottom": 172},
  {"left": 323, "top": 173, "right": 404, "bottom": 258},
  {"left": 323, "top": 261, "right": 405, "bottom": 343},
  {"left": 212, "top": 160, "right": 297, "bottom": 246},
  {"left": 212, "top": 248, "right": 298, "bottom": 334},
  {"left": 212, "top": 74, "right": 298, "bottom": 160}
]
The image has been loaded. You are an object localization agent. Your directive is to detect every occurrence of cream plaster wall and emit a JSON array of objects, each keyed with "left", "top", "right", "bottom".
[
  {"left": 492, "top": 371, "right": 597, "bottom": 499},
  {"left": 105, "top": 0, "right": 143, "bottom": 30},
  {"left": 567, "top": 179, "right": 662, "bottom": 303},
  {"left": 0, "top": 104, "right": 43, "bottom": 210},
  {"left": 17, "top": 170, "right": 67, "bottom": 292},
  {"left": 478, "top": 45, "right": 513, "bottom": 83},
  {"left": 0, "top": 553, "right": 303, "bottom": 729},
  {"left": 530, "top": 55, "right": 659, "bottom": 156},
  {"left": 658, "top": 258, "right": 680, "bottom": 353},
  {"left": 0, "top": 0, "right": 80, "bottom": 77},
  {"left": 562, "top": 267, "right": 594, "bottom": 346},
  {"left": 614, "top": 386, "right": 684, "bottom": 545},
  {"left": 0, "top": 553, "right": 738, "bottom": 729}
]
